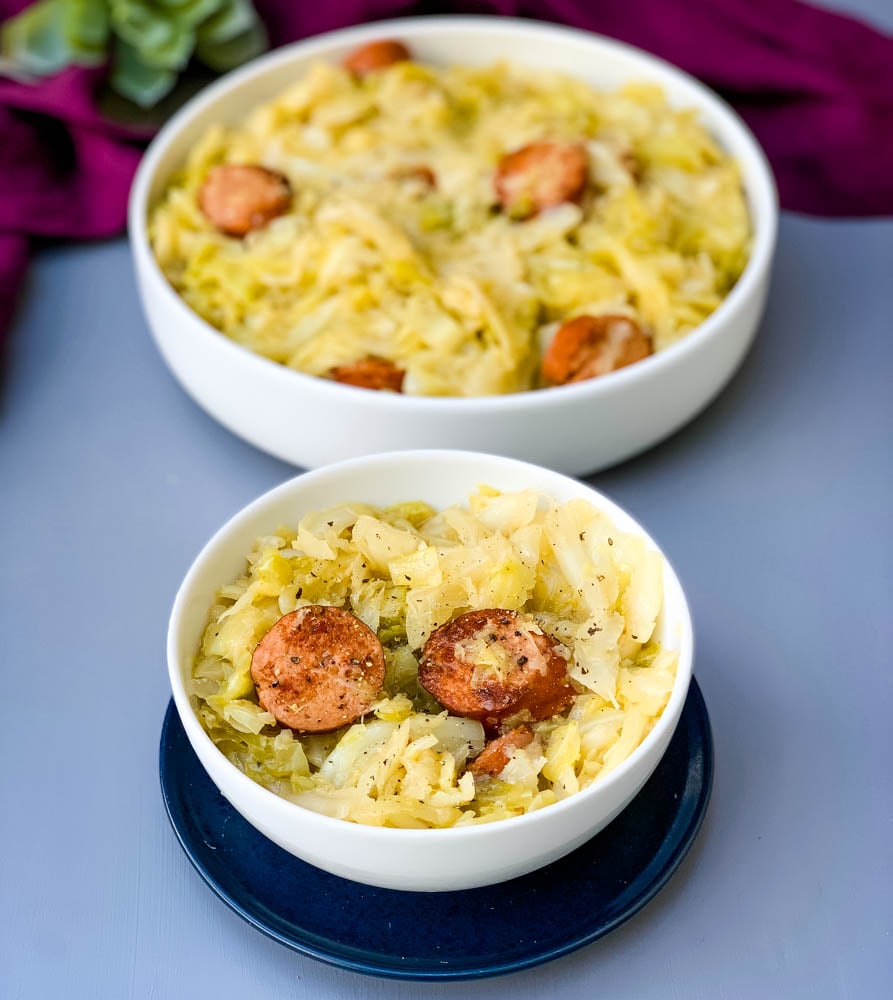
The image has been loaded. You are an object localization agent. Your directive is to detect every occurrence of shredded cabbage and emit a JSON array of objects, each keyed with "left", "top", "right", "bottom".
[
  {"left": 150, "top": 61, "right": 750, "bottom": 396},
  {"left": 193, "top": 489, "right": 677, "bottom": 827}
]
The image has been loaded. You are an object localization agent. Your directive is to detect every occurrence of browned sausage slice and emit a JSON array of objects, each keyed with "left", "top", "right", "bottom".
[
  {"left": 419, "top": 609, "right": 575, "bottom": 728},
  {"left": 468, "top": 726, "right": 535, "bottom": 778},
  {"left": 389, "top": 165, "right": 437, "bottom": 189},
  {"left": 329, "top": 357, "right": 405, "bottom": 392},
  {"left": 250, "top": 605, "right": 385, "bottom": 733},
  {"left": 198, "top": 164, "right": 291, "bottom": 237},
  {"left": 542, "top": 315, "right": 652, "bottom": 386},
  {"left": 494, "top": 142, "right": 588, "bottom": 220},
  {"left": 342, "top": 39, "right": 411, "bottom": 77}
]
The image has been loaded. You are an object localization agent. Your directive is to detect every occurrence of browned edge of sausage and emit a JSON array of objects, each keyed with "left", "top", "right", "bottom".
[
  {"left": 198, "top": 164, "right": 292, "bottom": 238},
  {"left": 389, "top": 165, "right": 437, "bottom": 189},
  {"left": 329, "top": 357, "right": 406, "bottom": 392},
  {"left": 418, "top": 609, "right": 575, "bottom": 729},
  {"left": 468, "top": 726, "right": 536, "bottom": 778},
  {"left": 250, "top": 605, "right": 385, "bottom": 733},
  {"left": 494, "top": 142, "right": 589, "bottom": 220},
  {"left": 342, "top": 39, "right": 411, "bottom": 77},
  {"left": 541, "top": 315, "right": 653, "bottom": 386}
]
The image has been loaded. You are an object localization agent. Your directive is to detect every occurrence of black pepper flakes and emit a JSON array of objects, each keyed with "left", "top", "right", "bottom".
[
  {"left": 608, "top": 537, "right": 614, "bottom": 546},
  {"left": 296, "top": 587, "right": 303, "bottom": 599},
  {"left": 290, "top": 655, "right": 301, "bottom": 663},
  {"left": 517, "top": 656, "right": 528, "bottom": 665}
]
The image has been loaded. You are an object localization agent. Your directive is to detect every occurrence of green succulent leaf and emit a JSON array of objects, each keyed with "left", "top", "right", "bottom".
[
  {"left": 195, "top": 16, "right": 265, "bottom": 71},
  {"left": 109, "top": 2, "right": 174, "bottom": 51},
  {"left": 196, "top": 0, "right": 258, "bottom": 46},
  {"left": 110, "top": 36, "right": 177, "bottom": 106},
  {"left": 1, "top": 0, "right": 71, "bottom": 76},
  {"left": 163, "top": 0, "right": 222, "bottom": 30},
  {"left": 2, "top": 0, "right": 269, "bottom": 105},
  {"left": 61, "top": 0, "right": 110, "bottom": 64},
  {"left": 109, "top": 1, "right": 197, "bottom": 71}
]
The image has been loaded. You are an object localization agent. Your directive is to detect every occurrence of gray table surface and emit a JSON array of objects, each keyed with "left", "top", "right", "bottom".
[{"left": 2, "top": 7, "right": 892, "bottom": 999}]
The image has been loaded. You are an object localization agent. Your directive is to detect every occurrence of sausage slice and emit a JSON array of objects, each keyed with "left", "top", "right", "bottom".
[
  {"left": 495, "top": 142, "right": 588, "bottom": 220},
  {"left": 343, "top": 39, "right": 411, "bottom": 77},
  {"left": 419, "top": 609, "right": 575, "bottom": 728},
  {"left": 329, "top": 357, "right": 405, "bottom": 392},
  {"left": 468, "top": 726, "right": 535, "bottom": 778},
  {"left": 542, "top": 315, "right": 652, "bottom": 386},
  {"left": 250, "top": 605, "right": 385, "bottom": 733},
  {"left": 389, "top": 165, "right": 437, "bottom": 189},
  {"left": 198, "top": 164, "right": 291, "bottom": 237}
]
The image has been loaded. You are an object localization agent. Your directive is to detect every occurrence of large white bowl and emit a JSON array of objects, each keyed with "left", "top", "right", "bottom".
[
  {"left": 167, "top": 450, "right": 694, "bottom": 891},
  {"left": 131, "top": 17, "right": 777, "bottom": 476}
]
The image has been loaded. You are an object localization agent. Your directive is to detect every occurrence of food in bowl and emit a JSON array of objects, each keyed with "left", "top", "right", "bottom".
[
  {"left": 191, "top": 486, "right": 677, "bottom": 828},
  {"left": 149, "top": 38, "right": 751, "bottom": 397}
]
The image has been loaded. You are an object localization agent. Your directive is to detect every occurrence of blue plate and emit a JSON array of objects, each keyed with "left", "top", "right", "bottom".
[{"left": 160, "top": 678, "right": 712, "bottom": 981}]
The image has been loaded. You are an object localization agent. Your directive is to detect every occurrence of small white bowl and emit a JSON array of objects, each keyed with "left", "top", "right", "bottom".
[
  {"left": 130, "top": 17, "right": 777, "bottom": 477},
  {"left": 167, "top": 450, "right": 694, "bottom": 891}
]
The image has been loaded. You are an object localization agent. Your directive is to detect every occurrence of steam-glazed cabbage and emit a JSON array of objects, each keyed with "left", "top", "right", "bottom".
[
  {"left": 192, "top": 489, "right": 677, "bottom": 828},
  {"left": 150, "top": 58, "right": 750, "bottom": 395}
]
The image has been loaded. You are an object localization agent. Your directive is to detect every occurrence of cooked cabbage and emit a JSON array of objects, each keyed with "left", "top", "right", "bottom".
[
  {"left": 193, "top": 489, "right": 677, "bottom": 827},
  {"left": 150, "top": 61, "right": 750, "bottom": 396}
]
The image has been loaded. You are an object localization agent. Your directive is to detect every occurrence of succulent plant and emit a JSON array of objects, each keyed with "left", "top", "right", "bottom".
[{"left": 1, "top": 0, "right": 268, "bottom": 106}]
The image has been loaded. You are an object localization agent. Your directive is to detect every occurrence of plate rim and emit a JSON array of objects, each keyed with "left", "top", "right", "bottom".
[{"left": 159, "top": 678, "right": 713, "bottom": 982}]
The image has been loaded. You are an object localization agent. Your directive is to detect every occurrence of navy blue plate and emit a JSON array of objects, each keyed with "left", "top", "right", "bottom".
[{"left": 160, "top": 678, "right": 712, "bottom": 981}]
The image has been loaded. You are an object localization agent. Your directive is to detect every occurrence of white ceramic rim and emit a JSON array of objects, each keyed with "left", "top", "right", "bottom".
[
  {"left": 167, "top": 449, "right": 695, "bottom": 843},
  {"left": 130, "top": 15, "right": 778, "bottom": 413}
]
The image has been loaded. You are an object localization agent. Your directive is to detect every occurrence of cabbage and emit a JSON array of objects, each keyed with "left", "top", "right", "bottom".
[
  {"left": 351, "top": 516, "right": 420, "bottom": 572},
  {"left": 192, "top": 488, "right": 678, "bottom": 827},
  {"left": 499, "top": 743, "right": 547, "bottom": 787},
  {"left": 150, "top": 60, "right": 750, "bottom": 395}
]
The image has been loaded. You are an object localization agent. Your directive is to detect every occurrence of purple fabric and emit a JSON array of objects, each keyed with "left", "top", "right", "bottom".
[
  {"left": 2, "top": 0, "right": 893, "bottom": 337},
  {"left": 0, "top": 64, "right": 147, "bottom": 333}
]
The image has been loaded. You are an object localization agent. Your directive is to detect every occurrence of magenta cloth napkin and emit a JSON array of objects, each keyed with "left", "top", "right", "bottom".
[{"left": 2, "top": 0, "right": 893, "bottom": 337}]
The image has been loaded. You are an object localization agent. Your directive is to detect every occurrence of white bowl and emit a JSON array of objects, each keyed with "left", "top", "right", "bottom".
[
  {"left": 167, "top": 450, "right": 694, "bottom": 891},
  {"left": 131, "top": 17, "right": 777, "bottom": 477}
]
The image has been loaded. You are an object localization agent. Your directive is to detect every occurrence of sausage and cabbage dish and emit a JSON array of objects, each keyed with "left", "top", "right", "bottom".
[
  {"left": 191, "top": 488, "right": 678, "bottom": 828},
  {"left": 150, "top": 39, "right": 751, "bottom": 396}
]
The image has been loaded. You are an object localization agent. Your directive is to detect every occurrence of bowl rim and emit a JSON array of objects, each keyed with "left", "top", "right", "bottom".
[
  {"left": 130, "top": 15, "right": 778, "bottom": 413},
  {"left": 167, "top": 449, "right": 695, "bottom": 842}
]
